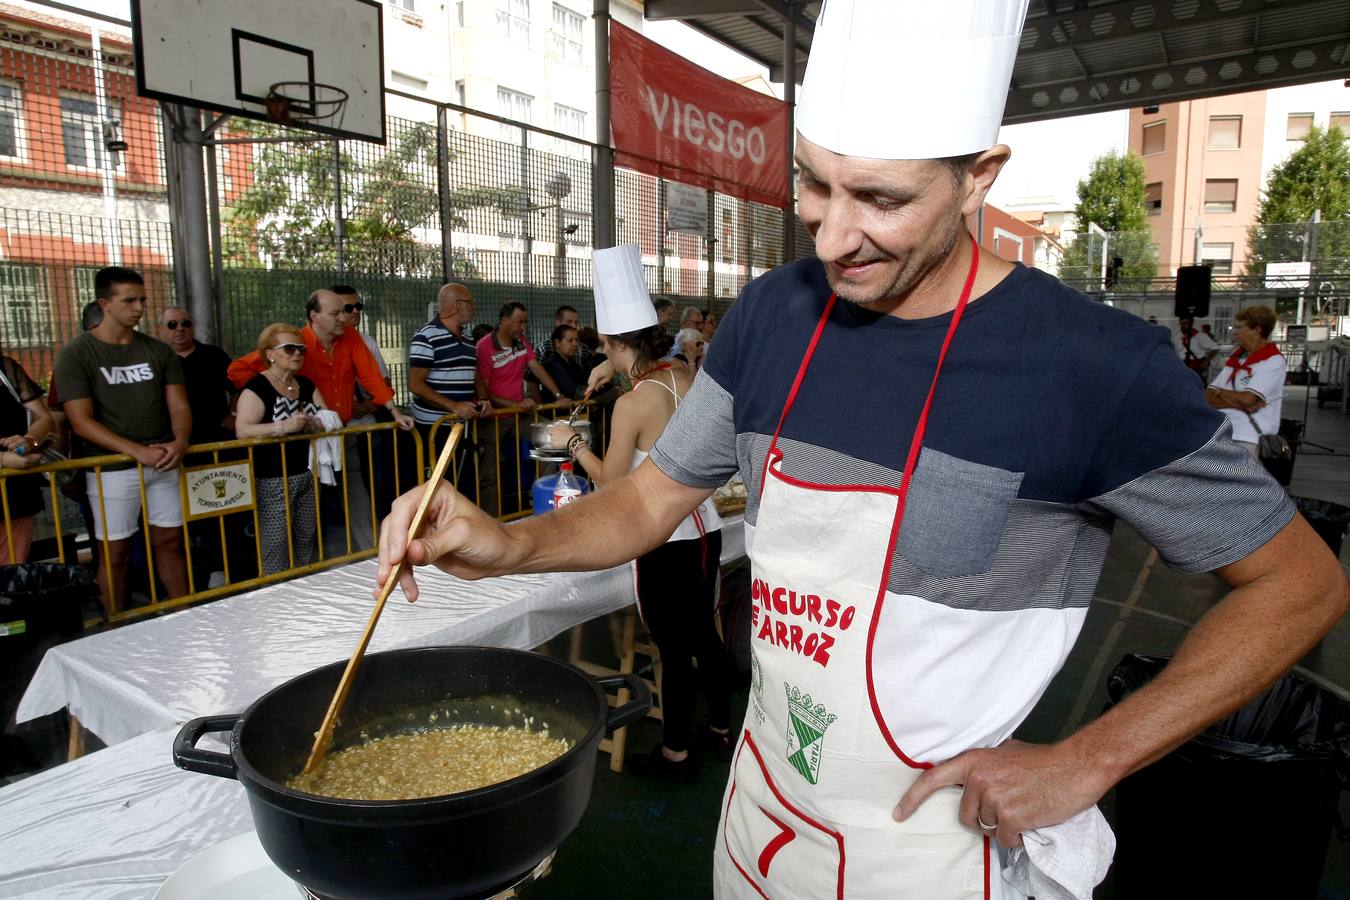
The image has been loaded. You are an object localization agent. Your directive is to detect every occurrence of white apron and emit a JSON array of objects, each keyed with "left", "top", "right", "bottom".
[{"left": 714, "top": 240, "right": 1015, "bottom": 900}]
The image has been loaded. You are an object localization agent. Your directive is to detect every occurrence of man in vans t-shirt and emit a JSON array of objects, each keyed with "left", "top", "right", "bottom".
[{"left": 55, "top": 266, "right": 190, "bottom": 612}]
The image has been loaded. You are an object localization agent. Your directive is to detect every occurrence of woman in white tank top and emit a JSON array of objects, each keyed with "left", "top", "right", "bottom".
[{"left": 554, "top": 323, "right": 732, "bottom": 780}]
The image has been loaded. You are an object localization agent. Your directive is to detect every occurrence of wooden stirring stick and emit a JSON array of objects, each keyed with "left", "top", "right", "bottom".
[{"left": 302, "top": 422, "right": 465, "bottom": 774}]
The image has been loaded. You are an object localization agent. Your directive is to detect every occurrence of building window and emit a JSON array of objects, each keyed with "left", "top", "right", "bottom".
[
  {"left": 0, "top": 82, "right": 24, "bottom": 160},
  {"left": 1287, "top": 113, "right": 1313, "bottom": 141},
  {"left": 1142, "top": 121, "right": 1165, "bottom": 155},
  {"left": 496, "top": 0, "right": 530, "bottom": 46},
  {"left": 61, "top": 94, "right": 121, "bottom": 171},
  {"left": 1145, "top": 181, "right": 1163, "bottom": 216},
  {"left": 1207, "top": 115, "right": 1241, "bottom": 150},
  {"left": 497, "top": 87, "right": 533, "bottom": 140},
  {"left": 1203, "top": 179, "right": 1238, "bottom": 213},
  {"left": 387, "top": 0, "right": 414, "bottom": 9},
  {"left": 1331, "top": 111, "right": 1350, "bottom": 134},
  {"left": 552, "top": 103, "right": 585, "bottom": 139},
  {"left": 549, "top": 4, "right": 585, "bottom": 66},
  {"left": 1200, "top": 242, "right": 1233, "bottom": 275},
  {"left": 0, "top": 264, "right": 50, "bottom": 348}
]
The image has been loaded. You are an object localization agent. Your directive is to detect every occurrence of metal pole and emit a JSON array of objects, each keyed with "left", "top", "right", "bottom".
[
  {"left": 706, "top": 190, "right": 715, "bottom": 300},
  {"left": 521, "top": 128, "right": 532, "bottom": 285},
  {"left": 168, "top": 105, "right": 216, "bottom": 344},
  {"left": 162, "top": 107, "right": 189, "bottom": 308},
  {"left": 332, "top": 141, "right": 345, "bottom": 278},
  {"left": 555, "top": 198, "right": 566, "bottom": 286},
  {"left": 90, "top": 28, "right": 121, "bottom": 266},
  {"left": 657, "top": 179, "right": 666, "bottom": 291},
  {"left": 781, "top": 11, "right": 796, "bottom": 262},
  {"left": 436, "top": 106, "right": 454, "bottom": 283},
  {"left": 203, "top": 132, "right": 226, "bottom": 342},
  {"left": 592, "top": 0, "right": 614, "bottom": 250}
]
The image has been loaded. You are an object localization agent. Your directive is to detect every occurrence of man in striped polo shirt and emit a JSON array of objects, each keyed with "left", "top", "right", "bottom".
[{"left": 408, "top": 283, "right": 488, "bottom": 487}]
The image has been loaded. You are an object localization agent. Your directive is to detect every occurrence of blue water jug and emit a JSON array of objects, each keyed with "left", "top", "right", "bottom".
[{"left": 531, "top": 470, "right": 592, "bottom": 515}]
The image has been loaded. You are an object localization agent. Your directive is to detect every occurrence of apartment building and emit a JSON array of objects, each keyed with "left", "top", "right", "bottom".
[{"left": 1129, "top": 78, "right": 1348, "bottom": 279}]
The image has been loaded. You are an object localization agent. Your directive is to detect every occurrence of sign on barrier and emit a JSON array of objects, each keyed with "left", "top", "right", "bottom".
[{"left": 181, "top": 462, "right": 256, "bottom": 520}]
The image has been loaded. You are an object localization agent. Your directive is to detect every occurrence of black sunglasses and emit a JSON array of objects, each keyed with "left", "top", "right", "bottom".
[
  {"left": 165, "top": 319, "right": 192, "bottom": 330},
  {"left": 343, "top": 303, "right": 364, "bottom": 314},
  {"left": 273, "top": 343, "right": 307, "bottom": 355}
]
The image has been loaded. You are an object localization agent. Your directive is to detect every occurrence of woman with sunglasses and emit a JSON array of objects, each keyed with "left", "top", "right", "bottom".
[{"left": 234, "top": 324, "right": 329, "bottom": 574}]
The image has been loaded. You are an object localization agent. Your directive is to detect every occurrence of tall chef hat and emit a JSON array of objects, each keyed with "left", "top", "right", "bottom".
[
  {"left": 592, "top": 244, "right": 658, "bottom": 335},
  {"left": 797, "top": 0, "right": 1030, "bottom": 160}
]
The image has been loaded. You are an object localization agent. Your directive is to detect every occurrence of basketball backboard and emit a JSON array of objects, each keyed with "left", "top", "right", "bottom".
[{"left": 130, "top": 0, "right": 386, "bottom": 143}]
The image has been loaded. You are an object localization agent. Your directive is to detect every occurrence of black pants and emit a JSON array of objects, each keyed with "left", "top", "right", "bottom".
[{"left": 635, "top": 530, "right": 730, "bottom": 753}]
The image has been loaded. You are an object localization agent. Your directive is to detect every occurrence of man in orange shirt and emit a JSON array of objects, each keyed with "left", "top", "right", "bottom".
[{"left": 229, "top": 289, "right": 413, "bottom": 552}]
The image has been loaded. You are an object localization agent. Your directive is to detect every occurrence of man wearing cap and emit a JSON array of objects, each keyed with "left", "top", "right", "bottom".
[{"left": 377, "top": 1, "right": 1346, "bottom": 895}]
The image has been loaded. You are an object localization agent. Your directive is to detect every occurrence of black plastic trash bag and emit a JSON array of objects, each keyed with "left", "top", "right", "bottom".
[
  {"left": 0, "top": 563, "right": 97, "bottom": 642},
  {"left": 1294, "top": 496, "right": 1350, "bottom": 557},
  {"left": 1107, "top": 654, "right": 1350, "bottom": 899}
]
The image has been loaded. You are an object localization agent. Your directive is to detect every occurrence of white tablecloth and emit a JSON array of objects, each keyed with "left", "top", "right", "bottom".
[
  {"left": 17, "top": 516, "right": 746, "bottom": 746},
  {"left": 0, "top": 515, "right": 748, "bottom": 900},
  {"left": 0, "top": 727, "right": 251, "bottom": 899}
]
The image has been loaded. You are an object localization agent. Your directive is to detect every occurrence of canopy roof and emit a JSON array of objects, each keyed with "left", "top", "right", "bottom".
[{"left": 643, "top": 0, "right": 1350, "bottom": 123}]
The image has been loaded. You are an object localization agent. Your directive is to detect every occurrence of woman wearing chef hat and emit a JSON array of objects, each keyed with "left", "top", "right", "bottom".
[{"left": 552, "top": 244, "right": 733, "bottom": 779}]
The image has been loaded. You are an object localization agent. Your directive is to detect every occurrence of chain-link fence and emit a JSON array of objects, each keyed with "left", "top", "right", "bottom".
[
  {"left": 209, "top": 96, "right": 798, "bottom": 372},
  {"left": 0, "top": 9, "right": 800, "bottom": 398},
  {"left": 1060, "top": 220, "right": 1350, "bottom": 295}
]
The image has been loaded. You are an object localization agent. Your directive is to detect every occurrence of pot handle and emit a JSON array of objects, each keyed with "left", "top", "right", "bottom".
[
  {"left": 173, "top": 714, "right": 240, "bottom": 780},
  {"left": 596, "top": 673, "right": 651, "bottom": 733}
]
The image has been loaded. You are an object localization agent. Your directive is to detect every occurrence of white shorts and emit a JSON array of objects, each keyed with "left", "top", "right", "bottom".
[{"left": 85, "top": 466, "right": 184, "bottom": 540}]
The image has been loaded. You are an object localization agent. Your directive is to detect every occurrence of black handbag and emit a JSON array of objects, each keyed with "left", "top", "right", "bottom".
[{"left": 1247, "top": 412, "right": 1294, "bottom": 485}]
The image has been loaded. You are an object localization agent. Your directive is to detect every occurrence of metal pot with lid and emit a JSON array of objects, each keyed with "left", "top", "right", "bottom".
[{"left": 174, "top": 646, "right": 649, "bottom": 900}]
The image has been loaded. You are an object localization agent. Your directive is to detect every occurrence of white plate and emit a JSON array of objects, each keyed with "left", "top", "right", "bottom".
[{"left": 155, "top": 830, "right": 302, "bottom": 900}]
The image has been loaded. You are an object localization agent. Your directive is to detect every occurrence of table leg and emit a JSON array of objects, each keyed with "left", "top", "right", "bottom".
[{"left": 67, "top": 713, "right": 86, "bottom": 760}]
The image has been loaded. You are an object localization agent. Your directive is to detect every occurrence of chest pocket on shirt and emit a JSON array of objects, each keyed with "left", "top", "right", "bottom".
[{"left": 896, "top": 447, "right": 1023, "bottom": 578}]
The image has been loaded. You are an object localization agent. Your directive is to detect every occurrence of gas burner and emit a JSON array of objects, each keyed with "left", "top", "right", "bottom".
[{"left": 294, "top": 852, "right": 555, "bottom": 900}]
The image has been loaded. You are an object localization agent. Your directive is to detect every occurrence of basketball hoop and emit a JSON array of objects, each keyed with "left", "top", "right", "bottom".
[{"left": 264, "top": 81, "right": 349, "bottom": 130}]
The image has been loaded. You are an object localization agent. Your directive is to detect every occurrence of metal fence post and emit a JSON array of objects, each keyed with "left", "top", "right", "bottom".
[
  {"left": 436, "top": 106, "right": 454, "bottom": 283},
  {"left": 706, "top": 189, "right": 715, "bottom": 300},
  {"left": 593, "top": 0, "right": 614, "bottom": 250},
  {"left": 782, "top": 10, "right": 797, "bottom": 262},
  {"left": 333, "top": 141, "right": 346, "bottom": 278}
]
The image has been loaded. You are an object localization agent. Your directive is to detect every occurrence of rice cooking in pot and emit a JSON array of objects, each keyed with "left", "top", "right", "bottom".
[{"left": 289, "top": 723, "right": 573, "bottom": 801}]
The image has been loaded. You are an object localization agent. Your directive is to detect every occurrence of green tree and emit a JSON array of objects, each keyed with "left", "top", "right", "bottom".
[
  {"left": 1060, "top": 150, "right": 1159, "bottom": 290},
  {"left": 221, "top": 120, "right": 527, "bottom": 278},
  {"left": 1244, "top": 124, "right": 1350, "bottom": 283}
]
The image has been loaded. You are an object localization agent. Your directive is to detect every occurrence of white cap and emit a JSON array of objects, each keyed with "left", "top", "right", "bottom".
[
  {"left": 592, "top": 244, "right": 657, "bottom": 335},
  {"left": 797, "top": 0, "right": 1030, "bottom": 160}
]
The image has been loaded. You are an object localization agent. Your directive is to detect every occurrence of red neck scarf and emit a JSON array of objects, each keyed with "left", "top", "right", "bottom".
[{"left": 1222, "top": 341, "right": 1280, "bottom": 387}]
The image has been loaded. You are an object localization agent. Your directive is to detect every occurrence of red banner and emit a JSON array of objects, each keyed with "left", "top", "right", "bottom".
[{"left": 609, "top": 22, "right": 790, "bottom": 209}]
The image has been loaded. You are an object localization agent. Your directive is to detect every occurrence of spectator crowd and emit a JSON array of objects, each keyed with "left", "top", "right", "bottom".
[{"left": 1, "top": 264, "right": 721, "bottom": 613}]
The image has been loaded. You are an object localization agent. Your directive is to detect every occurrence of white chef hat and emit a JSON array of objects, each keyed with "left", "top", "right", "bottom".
[
  {"left": 797, "top": 0, "right": 1030, "bottom": 160},
  {"left": 592, "top": 244, "right": 658, "bottom": 335}
]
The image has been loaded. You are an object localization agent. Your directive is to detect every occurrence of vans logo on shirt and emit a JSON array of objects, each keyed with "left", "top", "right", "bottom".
[{"left": 98, "top": 363, "right": 155, "bottom": 385}]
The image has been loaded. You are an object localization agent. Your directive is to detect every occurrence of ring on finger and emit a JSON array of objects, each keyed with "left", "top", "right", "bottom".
[{"left": 977, "top": 815, "right": 998, "bottom": 832}]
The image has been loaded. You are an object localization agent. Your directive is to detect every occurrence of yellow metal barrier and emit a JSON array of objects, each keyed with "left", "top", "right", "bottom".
[
  {"left": 426, "top": 399, "right": 612, "bottom": 521},
  {"left": 0, "top": 421, "right": 422, "bottom": 626}
]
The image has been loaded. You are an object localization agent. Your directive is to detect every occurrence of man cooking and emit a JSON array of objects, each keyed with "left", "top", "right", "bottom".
[{"left": 375, "top": 1, "right": 1347, "bottom": 896}]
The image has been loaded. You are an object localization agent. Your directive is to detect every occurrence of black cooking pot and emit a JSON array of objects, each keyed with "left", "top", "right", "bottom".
[{"left": 173, "top": 646, "right": 649, "bottom": 899}]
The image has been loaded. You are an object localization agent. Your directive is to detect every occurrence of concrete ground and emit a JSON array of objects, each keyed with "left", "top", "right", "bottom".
[{"left": 534, "top": 383, "right": 1350, "bottom": 899}]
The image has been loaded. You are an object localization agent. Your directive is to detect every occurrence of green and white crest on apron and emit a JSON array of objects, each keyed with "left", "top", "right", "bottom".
[
  {"left": 785, "top": 683, "right": 836, "bottom": 785},
  {"left": 750, "top": 654, "right": 766, "bottom": 724}
]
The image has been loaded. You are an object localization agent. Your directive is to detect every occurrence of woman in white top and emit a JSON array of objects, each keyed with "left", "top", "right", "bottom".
[
  {"left": 1206, "top": 304, "right": 1286, "bottom": 457},
  {"left": 554, "top": 322, "right": 731, "bottom": 781}
]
